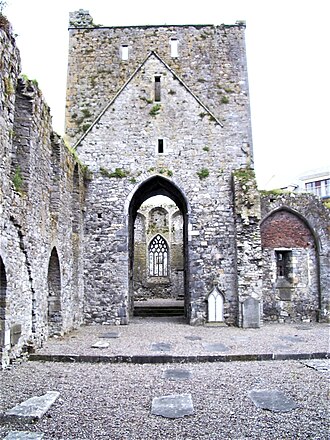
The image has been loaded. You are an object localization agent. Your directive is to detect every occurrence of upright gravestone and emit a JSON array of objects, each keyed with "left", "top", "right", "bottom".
[{"left": 242, "top": 297, "right": 260, "bottom": 328}]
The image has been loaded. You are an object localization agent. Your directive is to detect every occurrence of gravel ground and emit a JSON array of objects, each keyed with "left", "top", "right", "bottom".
[
  {"left": 33, "top": 318, "right": 330, "bottom": 357},
  {"left": 0, "top": 359, "right": 329, "bottom": 439},
  {"left": 1, "top": 320, "right": 329, "bottom": 439}
]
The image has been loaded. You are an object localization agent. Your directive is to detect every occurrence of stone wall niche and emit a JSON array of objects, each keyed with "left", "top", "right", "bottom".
[
  {"left": 261, "top": 208, "right": 319, "bottom": 323},
  {"left": 47, "top": 248, "right": 62, "bottom": 336}
]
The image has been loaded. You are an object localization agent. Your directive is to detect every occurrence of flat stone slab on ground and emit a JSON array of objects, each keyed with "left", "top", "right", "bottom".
[
  {"left": 91, "top": 341, "right": 109, "bottom": 348},
  {"left": 163, "top": 368, "right": 192, "bottom": 381},
  {"left": 99, "top": 332, "right": 120, "bottom": 339},
  {"left": 185, "top": 335, "right": 202, "bottom": 341},
  {"left": 202, "top": 342, "right": 229, "bottom": 352},
  {"left": 151, "top": 394, "right": 194, "bottom": 418},
  {"left": 4, "top": 432, "right": 44, "bottom": 439},
  {"left": 151, "top": 342, "right": 171, "bottom": 352},
  {"left": 5, "top": 391, "right": 60, "bottom": 421},
  {"left": 279, "top": 335, "right": 304, "bottom": 343},
  {"left": 248, "top": 389, "right": 298, "bottom": 412}
]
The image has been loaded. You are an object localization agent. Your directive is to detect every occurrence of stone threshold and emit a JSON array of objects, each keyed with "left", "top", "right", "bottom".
[{"left": 29, "top": 352, "right": 329, "bottom": 364}]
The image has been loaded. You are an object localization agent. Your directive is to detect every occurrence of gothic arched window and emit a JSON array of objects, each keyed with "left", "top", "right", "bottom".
[{"left": 149, "top": 234, "right": 168, "bottom": 277}]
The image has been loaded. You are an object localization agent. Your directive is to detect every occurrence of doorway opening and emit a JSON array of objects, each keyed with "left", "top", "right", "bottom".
[{"left": 128, "top": 176, "right": 189, "bottom": 320}]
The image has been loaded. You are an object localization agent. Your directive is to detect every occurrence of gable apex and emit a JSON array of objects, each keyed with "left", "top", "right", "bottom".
[{"left": 73, "top": 51, "right": 223, "bottom": 148}]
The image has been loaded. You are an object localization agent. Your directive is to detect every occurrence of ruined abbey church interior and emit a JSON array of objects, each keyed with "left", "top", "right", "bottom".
[{"left": 0, "top": 10, "right": 329, "bottom": 367}]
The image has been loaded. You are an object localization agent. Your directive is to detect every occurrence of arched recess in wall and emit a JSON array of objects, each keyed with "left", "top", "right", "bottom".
[
  {"left": 128, "top": 175, "right": 189, "bottom": 318},
  {"left": 50, "top": 133, "right": 61, "bottom": 214},
  {"left": 47, "top": 247, "right": 62, "bottom": 336},
  {"left": 0, "top": 256, "right": 7, "bottom": 348},
  {"left": 260, "top": 207, "right": 320, "bottom": 322}
]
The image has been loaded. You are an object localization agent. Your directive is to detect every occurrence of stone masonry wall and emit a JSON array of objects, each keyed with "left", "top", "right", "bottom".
[
  {"left": 66, "top": 10, "right": 253, "bottom": 169},
  {"left": 0, "top": 20, "right": 85, "bottom": 368},
  {"left": 232, "top": 168, "right": 263, "bottom": 327},
  {"left": 261, "top": 193, "right": 330, "bottom": 322},
  {"left": 78, "top": 51, "right": 241, "bottom": 325}
]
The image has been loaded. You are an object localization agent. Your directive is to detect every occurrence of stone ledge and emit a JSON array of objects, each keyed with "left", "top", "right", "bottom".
[{"left": 28, "top": 352, "right": 329, "bottom": 364}]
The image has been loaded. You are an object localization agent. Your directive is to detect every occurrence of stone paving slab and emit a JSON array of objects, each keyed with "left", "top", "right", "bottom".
[
  {"left": 151, "top": 394, "right": 194, "bottom": 418},
  {"left": 151, "top": 342, "right": 172, "bottom": 352},
  {"left": 202, "top": 342, "right": 229, "bottom": 352},
  {"left": 248, "top": 389, "right": 299, "bottom": 412},
  {"left": 5, "top": 392, "right": 60, "bottom": 421},
  {"left": 4, "top": 432, "right": 44, "bottom": 439},
  {"left": 91, "top": 341, "right": 109, "bottom": 349},
  {"left": 163, "top": 368, "right": 192, "bottom": 380},
  {"left": 99, "top": 332, "right": 120, "bottom": 339}
]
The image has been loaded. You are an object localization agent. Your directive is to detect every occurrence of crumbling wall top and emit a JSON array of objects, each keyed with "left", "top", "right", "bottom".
[{"left": 69, "top": 9, "right": 95, "bottom": 28}]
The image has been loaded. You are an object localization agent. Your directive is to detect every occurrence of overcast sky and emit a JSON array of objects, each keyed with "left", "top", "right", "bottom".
[{"left": 3, "top": 0, "right": 329, "bottom": 189}]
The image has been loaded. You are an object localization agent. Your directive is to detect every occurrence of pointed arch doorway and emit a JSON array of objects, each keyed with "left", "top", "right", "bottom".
[{"left": 128, "top": 176, "right": 189, "bottom": 321}]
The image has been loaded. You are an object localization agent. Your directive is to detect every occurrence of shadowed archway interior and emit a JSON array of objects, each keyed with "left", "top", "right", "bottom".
[{"left": 128, "top": 176, "right": 189, "bottom": 319}]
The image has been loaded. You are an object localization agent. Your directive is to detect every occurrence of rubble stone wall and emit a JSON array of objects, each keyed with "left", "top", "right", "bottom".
[
  {"left": 0, "top": 23, "right": 85, "bottom": 367},
  {"left": 261, "top": 193, "right": 330, "bottom": 322}
]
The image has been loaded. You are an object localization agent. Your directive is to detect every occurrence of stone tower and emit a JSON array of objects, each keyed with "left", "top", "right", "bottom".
[{"left": 66, "top": 10, "right": 263, "bottom": 326}]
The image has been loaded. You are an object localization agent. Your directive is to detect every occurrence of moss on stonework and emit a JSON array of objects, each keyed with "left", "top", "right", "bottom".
[
  {"left": 100, "top": 167, "right": 129, "bottom": 178},
  {"left": 260, "top": 189, "right": 290, "bottom": 196},
  {"left": 12, "top": 166, "right": 23, "bottom": 192},
  {"left": 4, "top": 77, "right": 14, "bottom": 95},
  {"left": 149, "top": 104, "right": 161, "bottom": 116},
  {"left": 233, "top": 168, "right": 255, "bottom": 185},
  {"left": 197, "top": 168, "right": 209, "bottom": 179}
]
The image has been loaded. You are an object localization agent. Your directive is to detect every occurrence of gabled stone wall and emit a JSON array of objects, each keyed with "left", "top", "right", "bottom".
[
  {"left": 66, "top": 10, "right": 253, "bottom": 165},
  {"left": 77, "top": 47, "right": 245, "bottom": 325}
]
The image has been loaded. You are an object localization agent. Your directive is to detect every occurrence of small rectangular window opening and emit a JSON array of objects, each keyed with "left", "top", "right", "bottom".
[
  {"left": 275, "top": 250, "right": 292, "bottom": 279},
  {"left": 155, "top": 76, "right": 161, "bottom": 102},
  {"left": 121, "top": 45, "right": 129, "bottom": 61},
  {"left": 170, "top": 39, "right": 178, "bottom": 58},
  {"left": 158, "top": 139, "right": 164, "bottom": 154}
]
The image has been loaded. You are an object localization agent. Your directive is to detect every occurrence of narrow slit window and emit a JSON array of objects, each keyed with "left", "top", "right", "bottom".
[
  {"left": 170, "top": 39, "right": 178, "bottom": 57},
  {"left": 158, "top": 139, "right": 164, "bottom": 154},
  {"left": 155, "top": 76, "right": 161, "bottom": 102},
  {"left": 121, "top": 45, "right": 129, "bottom": 60}
]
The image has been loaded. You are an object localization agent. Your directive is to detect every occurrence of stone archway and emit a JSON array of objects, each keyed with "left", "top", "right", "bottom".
[
  {"left": 47, "top": 247, "right": 62, "bottom": 336},
  {"left": 128, "top": 176, "right": 189, "bottom": 320},
  {"left": 260, "top": 208, "right": 320, "bottom": 322}
]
